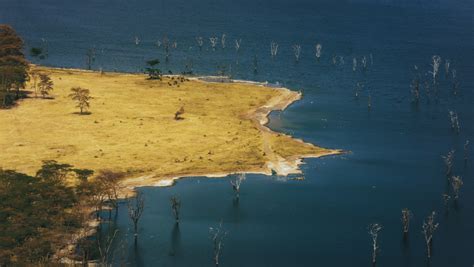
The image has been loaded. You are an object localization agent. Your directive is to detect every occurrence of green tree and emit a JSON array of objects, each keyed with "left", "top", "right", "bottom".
[
  {"left": 69, "top": 87, "right": 92, "bottom": 114},
  {"left": 145, "top": 59, "right": 161, "bottom": 80},
  {"left": 0, "top": 24, "right": 29, "bottom": 107},
  {"left": 38, "top": 73, "right": 53, "bottom": 98}
]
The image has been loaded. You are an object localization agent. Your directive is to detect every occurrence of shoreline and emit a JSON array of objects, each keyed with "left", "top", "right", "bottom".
[{"left": 117, "top": 74, "right": 343, "bottom": 195}]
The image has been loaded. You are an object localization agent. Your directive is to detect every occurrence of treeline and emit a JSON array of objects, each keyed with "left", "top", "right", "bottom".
[{"left": 0, "top": 161, "right": 123, "bottom": 265}]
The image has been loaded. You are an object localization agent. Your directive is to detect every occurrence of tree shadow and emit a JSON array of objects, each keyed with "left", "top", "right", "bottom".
[
  {"left": 169, "top": 223, "right": 181, "bottom": 257},
  {"left": 72, "top": 111, "right": 92, "bottom": 115}
]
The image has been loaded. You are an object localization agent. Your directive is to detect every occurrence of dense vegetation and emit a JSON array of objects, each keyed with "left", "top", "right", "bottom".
[
  {"left": 0, "top": 161, "right": 123, "bottom": 265},
  {"left": 0, "top": 24, "right": 29, "bottom": 107}
]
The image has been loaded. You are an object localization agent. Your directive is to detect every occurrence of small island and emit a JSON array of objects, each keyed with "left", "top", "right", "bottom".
[{"left": 0, "top": 66, "right": 340, "bottom": 193}]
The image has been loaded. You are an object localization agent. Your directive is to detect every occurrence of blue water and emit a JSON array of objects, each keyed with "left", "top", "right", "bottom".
[{"left": 2, "top": 0, "right": 473, "bottom": 266}]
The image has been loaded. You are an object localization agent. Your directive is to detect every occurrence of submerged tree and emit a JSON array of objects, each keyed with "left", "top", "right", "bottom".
[
  {"left": 368, "top": 223, "right": 382, "bottom": 266},
  {"left": 292, "top": 44, "right": 301, "bottom": 62},
  {"left": 209, "top": 222, "right": 227, "bottom": 267},
  {"left": 69, "top": 87, "right": 92, "bottom": 114},
  {"left": 450, "top": 176, "right": 463, "bottom": 199},
  {"left": 442, "top": 193, "right": 451, "bottom": 209},
  {"left": 401, "top": 209, "right": 412, "bottom": 236},
  {"left": 270, "top": 41, "right": 279, "bottom": 58},
  {"left": 209, "top": 37, "right": 218, "bottom": 50},
  {"left": 97, "top": 229, "right": 119, "bottom": 266},
  {"left": 422, "top": 211, "right": 439, "bottom": 259},
  {"left": 410, "top": 65, "right": 421, "bottom": 104},
  {"left": 221, "top": 34, "right": 226, "bottom": 49},
  {"left": 442, "top": 150, "right": 455, "bottom": 178},
  {"left": 315, "top": 43, "right": 322, "bottom": 61},
  {"left": 128, "top": 192, "right": 145, "bottom": 244},
  {"left": 444, "top": 59, "right": 450, "bottom": 78},
  {"left": 429, "top": 55, "right": 441, "bottom": 85},
  {"left": 230, "top": 173, "right": 246, "bottom": 199},
  {"left": 234, "top": 39, "right": 241, "bottom": 52},
  {"left": 361, "top": 56, "right": 368, "bottom": 71},
  {"left": 85, "top": 48, "right": 96, "bottom": 70},
  {"left": 352, "top": 57, "right": 358, "bottom": 72},
  {"left": 170, "top": 195, "right": 181, "bottom": 224},
  {"left": 449, "top": 111, "right": 460, "bottom": 133},
  {"left": 38, "top": 73, "right": 53, "bottom": 98},
  {"left": 196, "top": 36, "right": 204, "bottom": 50},
  {"left": 464, "top": 140, "right": 469, "bottom": 164}
]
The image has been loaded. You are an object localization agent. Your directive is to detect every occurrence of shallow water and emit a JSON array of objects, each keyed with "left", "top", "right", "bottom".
[{"left": 2, "top": 0, "right": 473, "bottom": 266}]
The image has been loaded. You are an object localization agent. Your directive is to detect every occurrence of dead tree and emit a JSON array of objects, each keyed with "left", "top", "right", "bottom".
[
  {"left": 230, "top": 173, "right": 246, "bottom": 198},
  {"left": 270, "top": 42, "right": 278, "bottom": 58},
  {"left": 422, "top": 211, "right": 439, "bottom": 259},
  {"left": 332, "top": 54, "right": 338, "bottom": 65},
  {"left": 444, "top": 59, "right": 450, "bottom": 78},
  {"left": 196, "top": 36, "right": 204, "bottom": 50},
  {"left": 134, "top": 36, "right": 140, "bottom": 45},
  {"left": 352, "top": 57, "right": 358, "bottom": 72},
  {"left": 209, "top": 222, "right": 227, "bottom": 266},
  {"left": 401, "top": 209, "right": 412, "bottom": 235},
  {"left": 315, "top": 44, "right": 322, "bottom": 61},
  {"left": 97, "top": 229, "right": 119, "bottom": 266},
  {"left": 367, "top": 93, "right": 372, "bottom": 110},
  {"left": 86, "top": 48, "right": 96, "bottom": 70},
  {"left": 354, "top": 82, "right": 364, "bottom": 98},
  {"left": 292, "top": 44, "right": 301, "bottom": 62},
  {"left": 410, "top": 65, "right": 421, "bottom": 104},
  {"left": 368, "top": 223, "right": 382, "bottom": 265},
  {"left": 155, "top": 40, "right": 162, "bottom": 48},
  {"left": 234, "top": 39, "right": 241, "bottom": 52},
  {"left": 221, "top": 34, "right": 226, "bottom": 49},
  {"left": 209, "top": 37, "right": 218, "bottom": 50},
  {"left": 450, "top": 176, "right": 463, "bottom": 199},
  {"left": 128, "top": 192, "right": 145, "bottom": 243},
  {"left": 464, "top": 140, "right": 469, "bottom": 164},
  {"left": 361, "top": 56, "right": 368, "bottom": 71},
  {"left": 442, "top": 193, "right": 451, "bottom": 209},
  {"left": 163, "top": 37, "right": 170, "bottom": 62},
  {"left": 339, "top": 56, "right": 345, "bottom": 65},
  {"left": 170, "top": 195, "right": 181, "bottom": 224},
  {"left": 442, "top": 150, "right": 455, "bottom": 178},
  {"left": 449, "top": 111, "right": 460, "bottom": 133},
  {"left": 430, "top": 55, "right": 441, "bottom": 85}
]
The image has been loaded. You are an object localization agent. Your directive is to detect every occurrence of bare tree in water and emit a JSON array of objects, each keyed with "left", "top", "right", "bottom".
[
  {"left": 97, "top": 229, "right": 119, "bottom": 266},
  {"left": 442, "top": 193, "right": 451, "bottom": 209},
  {"left": 170, "top": 195, "right": 181, "bottom": 224},
  {"left": 442, "top": 150, "right": 455, "bottom": 178},
  {"left": 209, "top": 222, "right": 227, "bottom": 266},
  {"left": 221, "top": 34, "right": 226, "bottom": 49},
  {"left": 292, "top": 44, "right": 301, "bottom": 62},
  {"left": 196, "top": 36, "right": 204, "bottom": 51},
  {"left": 464, "top": 140, "right": 470, "bottom": 165},
  {"left": 354, "top": 82, "right": 364, "bottom": 98},
  {"left": 422, "top": 211, "right": 439, "bottom": 259},
  {"left": 315, "top": 43, "right": 322, "bottom": 61},
  {"left": 450, "top": 176, "right": 463, "bottom": 199},
  {"left": 352, "top": 57, "right": 358, "bottom": 72},
  {"left": 444, "top": 59, "right": 450, "bottom": 78},
  {"left": 230, "top": 173, "right": 246, "bottom": 199},
  {"left": 234, "top": 39, "right": 241, "bottom": 52},
  {"left": 401, "top": 209, "right": 412, "bottom": 236},
  {"left": 270, "top": 41, "right": 278, "bottom": 58},
  {"left": 361, "top": 56, "right": 368, "bottom": 71},
  {"left": 368, "top": 223, "right": 382, "bottom": 266},
  {"left": 209, "top": 37, "right": 218, "bottom": 50},
  {"left": 451, "top": 69, "right": 459, "bottom": 95},
  {"left": 429, "top": 55, "right": 441, "bottom": 85},
  {"left": 410, "top": 65, "right": 421, "bottom": 104},
  {"left": 86, "top": 48, "right": 96, "bottom": 70},
  {"left": 128, "top": 192, "right": 145, "bottom": 244},
  {"left": 449, "top": 111, "right": 460, "bottom": 133}
]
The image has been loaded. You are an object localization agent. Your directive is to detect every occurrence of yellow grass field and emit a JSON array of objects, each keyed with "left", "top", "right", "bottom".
[{"left": 0, "top": 66, "right": 340, "bottom": 187}]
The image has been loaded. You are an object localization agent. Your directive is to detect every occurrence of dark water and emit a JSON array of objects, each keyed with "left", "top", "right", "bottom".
[{"left": 2, "top": 0, "right": 474, "bottom": 266}]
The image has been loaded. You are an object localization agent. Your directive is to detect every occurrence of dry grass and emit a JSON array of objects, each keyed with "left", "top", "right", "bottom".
[{"left": 0, "top": 66, "right": 338, "bottom": 183}]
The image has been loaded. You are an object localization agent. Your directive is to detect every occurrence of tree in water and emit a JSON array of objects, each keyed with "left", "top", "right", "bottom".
[
  {"left": 270, "top": 41, "right": 278, "bottom": 59},
  {"left": 292, "top": 44, "right": 301, "bottom": 62},
  {"left": 85, "top": 48, "right": 96, "bottom": 70},
  {"left": 170, "top": 195, "right": 181, "bottom": 224},
  {"left": 410, "top": 65, "right": 421, "bottom": 104},
  {"left": 209, "top": 37, "right": 218, "bottom": 50},
  {"left": 196, "top": 36, "right": 204, "bottom": 51},
  {"left": 449, "top": 111, "right": 460, "bottom": 133},
  {"left": 38, "top": 73, "right": 53, "bottom": 98},
  {"left": 444, "top": 59, "right": 450, "bottom": 78},
  {"left": 315, "top": 44, "right": 322, "bottom": 61},
  {"left": 429, "top": 55, "right": 441, "bottom": 85},
  {"left": 368, "top": 223, "right": 382, "bottom": 266},
  {"left": 128, "top": 192, "right": 145, "bottom": 244},
  {"left": 69, "top": 87, "right": 92, "bottom": 114},
  {"left": 442, "top": 193, "right": 451, "bottom": 210},
  {"left": 209, "top": 222, "right": 227, "bottom": 266},
  {"left": 230, "top": 173, "right": 246, "bottom": 199},
  {"left": 442, "top": 150, "right": 455, "bottom": 178},
  {"left": 234, "top": 39, "right": 241, "bottom": 52},
  {"left": 221, "top": 34, "right": 226, "bottom": 49},
  {"left": 97, "top": 229, "right": 119, "bottom": 266},
  {"left": 422, "top": 211, "right": 439, "bottom": 259},
  {"left": 352, "top": 57, "right": 357, "bottom": 72},
  {"left": 401, "top": 209, "right": 412, "bottom": 236},
  {"left": 0, "top": 24, "right": 29, "bottom": 107},
  {"left": 450, "top": 176, "right": 463, "bottom": 199},
  {"left": 464, "top": 140, "right": 469, "bottom": 165}
]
